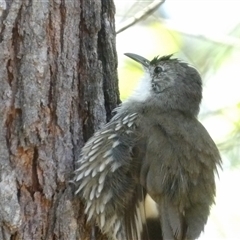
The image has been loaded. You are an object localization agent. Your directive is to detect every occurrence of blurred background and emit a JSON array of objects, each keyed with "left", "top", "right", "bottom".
[{"left": 115, "top": 0, "right": 240, "bottom": 239}]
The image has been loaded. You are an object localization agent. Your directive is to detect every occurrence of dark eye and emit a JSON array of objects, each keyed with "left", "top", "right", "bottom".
[{"left": 154, "top": 66, "right": 164, "bottom": 74}]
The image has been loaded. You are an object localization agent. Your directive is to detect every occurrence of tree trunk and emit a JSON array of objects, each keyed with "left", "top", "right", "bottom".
[{"left": 0, "top": 0, "right": 119, "bottom": 239}]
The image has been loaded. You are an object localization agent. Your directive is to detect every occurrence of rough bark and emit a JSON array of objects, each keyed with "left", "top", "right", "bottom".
[{"left": 0, "top": 0, "right": 119, "bottom": 239}]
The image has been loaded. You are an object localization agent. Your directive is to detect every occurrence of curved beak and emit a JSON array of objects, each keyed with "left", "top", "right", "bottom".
[{"left": 124, "top": 53, "right": 150, "bottom": 67}]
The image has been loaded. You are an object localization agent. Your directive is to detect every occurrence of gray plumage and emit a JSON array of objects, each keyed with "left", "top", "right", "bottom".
[{"left": 73, "top": 53, "right": 221, "bottom": 240}]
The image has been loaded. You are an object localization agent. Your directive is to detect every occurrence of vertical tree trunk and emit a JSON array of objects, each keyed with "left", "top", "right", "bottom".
[{"left": 0, "top": 0, "right": 119, "bottom": 239}]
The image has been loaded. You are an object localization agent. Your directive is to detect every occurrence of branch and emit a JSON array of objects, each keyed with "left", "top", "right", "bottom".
[
  {"left": 116, "top": 0, "right": 165, "bottom": 34},
  {"left": 159, "top": 18, "right": 240, "bottom": 49}
]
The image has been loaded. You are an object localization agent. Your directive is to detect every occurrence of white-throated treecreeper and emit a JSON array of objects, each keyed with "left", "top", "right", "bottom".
[{"left": 73, "top": 53, "right": 221, "bottom": 240}]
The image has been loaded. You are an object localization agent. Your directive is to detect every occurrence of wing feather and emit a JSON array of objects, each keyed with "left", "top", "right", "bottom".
[{"left": 74, "top": 112, "right": 148, "bottom": 240}]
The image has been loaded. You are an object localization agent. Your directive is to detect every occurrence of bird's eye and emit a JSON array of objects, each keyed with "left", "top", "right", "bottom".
[{"left": 154, "top": 66, "right": 164, "bottom": 74}]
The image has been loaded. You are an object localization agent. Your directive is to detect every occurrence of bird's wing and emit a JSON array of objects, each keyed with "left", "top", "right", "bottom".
[{"left": 74, "top": 112, "right": 150, "bottom": 240}]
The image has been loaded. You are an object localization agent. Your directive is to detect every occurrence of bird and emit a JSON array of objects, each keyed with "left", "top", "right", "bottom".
[{"left": 73, "top": 53, "right": 221, "bottom": 240}]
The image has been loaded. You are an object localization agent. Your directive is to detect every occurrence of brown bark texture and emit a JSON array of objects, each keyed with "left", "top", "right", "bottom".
[{"left": 0, "top": 0, "right": 120, "bottom": 239}]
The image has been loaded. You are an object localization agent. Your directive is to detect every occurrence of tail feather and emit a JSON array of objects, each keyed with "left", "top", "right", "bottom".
[
  {"left": 125, "top": 185, "right": 147, "bottom": 240},
  {"left": 142, "top": 218, "right": 163, "bottom": 240},
  {"left": 159, "top": 198, "right": 185, "bottom": 240}
]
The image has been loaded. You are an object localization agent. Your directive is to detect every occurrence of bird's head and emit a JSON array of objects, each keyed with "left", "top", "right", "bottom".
[{"left": 124, "top": 53, "right": 202, "bottom": 116}]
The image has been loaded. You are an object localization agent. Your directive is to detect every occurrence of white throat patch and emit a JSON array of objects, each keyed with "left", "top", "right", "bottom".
[{"left": 125, "top": 72, "right": 151, "bottom": 103}]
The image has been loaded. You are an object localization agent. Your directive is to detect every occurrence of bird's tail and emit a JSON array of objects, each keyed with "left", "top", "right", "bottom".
[{"left": 159, "top": 198, "right": 186, "bottom": 240}]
